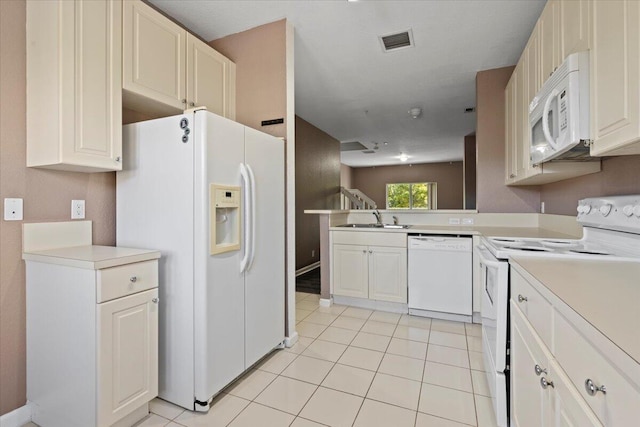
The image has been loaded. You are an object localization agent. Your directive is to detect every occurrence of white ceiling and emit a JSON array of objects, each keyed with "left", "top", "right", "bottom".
[{"left": 149, "top": 0, "right": 545, "bottom": 167}]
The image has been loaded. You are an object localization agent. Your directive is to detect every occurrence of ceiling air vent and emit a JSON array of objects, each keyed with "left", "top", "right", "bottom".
[
  {"left": 379, "top": 29, "right": 414, "bottom": 52},
  {"left": 362, "top": 150, "right": 376, "bottom": 154},
  {"left": 341, "top": 141, "right": 368, "bottom": 151}
]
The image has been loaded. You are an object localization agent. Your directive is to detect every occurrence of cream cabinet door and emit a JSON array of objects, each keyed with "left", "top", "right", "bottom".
[
  {"left": 560, "top": 0, "right": 590, "bottom": 58},
  {"left": 333, "top": 244, "right": 368, "bottom": 299},
  {"left": 539, "top": 0, "right": 561, "bottom": 81},
  {"left": 505, "top": 75, "right": 516, "bottom": 184},
  {"left": 514, "top": 61, "right": 527, "bottom": 180},
  {"left": 26, "top": 0, "right": 122, "bottom": 172},
  {"left": 511, "top": 304, "right": 552, "bottom": 427},
  {"left": 549, "top": 361, "right": 602, "bottom": 427},
  {"left": 368, "top": 246, "right": 407, "bottom": 303},
  {"left": 123, "top": 0, "right": 186, "bottom": 111},
  {"left": 590, "top": 0, "right": 640, "bottom": 156},
  {"left": 98, "top": 289, "right": 158, "bottom": 427},
  {"left": 187, "top": 34, "right": 236, "bottom": 118}
]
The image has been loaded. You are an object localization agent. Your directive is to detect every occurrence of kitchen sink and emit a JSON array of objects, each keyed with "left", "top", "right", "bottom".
[{"left": 336, "top": 223, "right": 411, "bottom": 229}]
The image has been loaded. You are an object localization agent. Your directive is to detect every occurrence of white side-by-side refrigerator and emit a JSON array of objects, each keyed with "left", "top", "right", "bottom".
[{"left": 116, "top": 110, "right": 285, "bottom": 411}]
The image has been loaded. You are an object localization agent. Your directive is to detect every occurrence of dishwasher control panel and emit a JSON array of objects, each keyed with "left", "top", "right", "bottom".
[{"left": 408, "top": 235, "right": 472, "bottom": 251}]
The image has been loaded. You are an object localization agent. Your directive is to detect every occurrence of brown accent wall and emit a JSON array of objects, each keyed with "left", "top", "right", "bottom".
[
  {"left": 340, "top": 164, "right": 354, "bottom": 189},
  {"left": 209, "top": 20, "right": 287, "bottom": 139},
  {"left": 540, "top": 155, "right": 640, "bottom": 215},
  {"left": 295, "top": 117, "right": 341, "bottom": 270},
  {"left": 464, "top": 134, "right": 477, "bottom": 210},
  {"left": 476, "top": 67, "right": 540, "bottom": 213},
  {"left": 351, "top": 162, "right": 464, "bottom": 209},
  {"left": 0, "top": 0, "right": 116, "bottom": 415}
]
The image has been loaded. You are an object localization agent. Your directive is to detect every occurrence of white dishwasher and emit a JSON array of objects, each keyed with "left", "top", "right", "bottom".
[{"left": 408, "top": 235, "right": 472, "bottom": 322}]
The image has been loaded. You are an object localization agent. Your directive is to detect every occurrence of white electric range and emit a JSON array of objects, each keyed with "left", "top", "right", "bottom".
[{"left": 475, "top": 195, "right": 640, "bottom": 427}]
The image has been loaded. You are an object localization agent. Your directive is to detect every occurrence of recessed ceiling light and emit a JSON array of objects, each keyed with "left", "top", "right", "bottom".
[{"left": 399, "top": 153, "right": 409, "bottom": 162}]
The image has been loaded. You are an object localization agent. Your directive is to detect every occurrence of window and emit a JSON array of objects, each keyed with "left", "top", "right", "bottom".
[{"left": 386, "top": 182, "right": 437, "bottom": 209}]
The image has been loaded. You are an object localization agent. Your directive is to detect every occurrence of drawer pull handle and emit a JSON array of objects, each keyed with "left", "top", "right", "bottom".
[
  {"left": 152, "top": 298, "right": 159, "bottom": 304},
  {"left": 518, "top": 294, "right": 528, "bottom": 303},
  {"left": 534, "top": 364, "right": 547, "bottom": 376},
  {"left": 130, "top": 276, "right": 138, "bottom": 283},
  {"left": 585, "top": 379, "right": 606, "bottom": 396},
  {"left": 540, "top": 377, "right": 554, "bottom": 389}
]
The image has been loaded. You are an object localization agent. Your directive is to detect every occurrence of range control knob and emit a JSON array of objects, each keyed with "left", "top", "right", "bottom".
[
  {"left": 633, "top": 205, "right": 640, "bottom": 217},
  {"left": 623, "top": 205, "right": 634, "bottom": 217},
  {"left": 581, "top": 204, "right": 592, "bottom": 214},
  {"left": 599, "top": 204, "right": 612, "bottom": 217}
]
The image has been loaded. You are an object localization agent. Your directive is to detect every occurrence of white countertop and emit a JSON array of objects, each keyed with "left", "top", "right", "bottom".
[
  {"left": 23, "top": 245, "right": 161, "bottom": 270},
  {"left": 511, "top": 257, "right": 640, "bottom": 364},
  {"left": 330, "top": 225, "right": 578, "bottom": 239}
]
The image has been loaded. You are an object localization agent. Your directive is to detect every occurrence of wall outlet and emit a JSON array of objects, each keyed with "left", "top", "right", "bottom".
[
  {"left": 311, "top": 250, "right": 315, "bottom": 258},
  {"left": 71, "top": 200, "right": 85, "bottom": 219},
  {"left": 448, "top": 218, "right": 461, "bottom": 225},
  {"left": 4, "top": 198, "right": 23, "bottom": 221},
  {"left": 462, "top": 218, "right": 474, "bottom": 225},
  {"left": 541, "top": 201, "right": 545, "bottom": 214}
]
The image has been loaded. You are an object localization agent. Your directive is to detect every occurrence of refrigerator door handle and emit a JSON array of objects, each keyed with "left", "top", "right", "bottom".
[
  {"left": 240, "top": 163, "right": 251, "bottom": 273},
  {"left": 246, "top": 164, "right": 257, "bottom": 271}
]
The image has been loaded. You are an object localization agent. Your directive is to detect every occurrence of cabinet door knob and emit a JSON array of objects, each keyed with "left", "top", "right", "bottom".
[
  {"left": 534, "top": 364, "right": 547, "bottom": 376},
  {"left": 517, "top": 294, "right": 528, "bottom": 303},
  {"left": 362, "top": 250, "right": 366, "bottom": 254},
  {"left": 181, "top": 99, "right": 187, "bottom": 104},
  {"left": 130, "top": 276, "right": 137, "bottom": 283},
  {"left": 189, "top": 102, "right": 195, "bottom": 107},
  {"left": 540, "top": 377, "right": 554, "bottom": 389},
  {"left": 584, "top": 379, "right": 606, "bottom": 396},
  {"left": 115, "top": 156, "right": 121, "bottom": 162},
  {"left": 152, "top": 298, "right": 159, "bottom": 304},
  {"left": 368, "top": 250, "right": 372, "bottom": 254}
]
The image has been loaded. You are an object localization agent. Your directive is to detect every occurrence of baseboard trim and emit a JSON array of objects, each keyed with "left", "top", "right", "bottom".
[
  {"left": 319, "top": 298, "right": 332, "bottom": 307},
  {"left": 0, "top": 402, "right": 32, "bottom": 427},
  {"left": 295, "top": 262, "right": 320, "bottom": 277},
  {"left": 284, "top": 331, "right": 299, "bottom": 348}
]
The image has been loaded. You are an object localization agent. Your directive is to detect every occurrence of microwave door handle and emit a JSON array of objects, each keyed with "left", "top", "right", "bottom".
[{"left": 542, "top": 89, "right": 560, "bottom": 150}]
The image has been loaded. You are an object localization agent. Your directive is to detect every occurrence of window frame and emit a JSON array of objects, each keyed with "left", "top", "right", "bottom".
[{"left": 385, "top": 182, "right": 437, "bottom": 210}]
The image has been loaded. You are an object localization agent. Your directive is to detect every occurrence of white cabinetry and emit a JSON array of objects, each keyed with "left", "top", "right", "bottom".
[
  {"left": 26, "top": 0, "right": 122, "bottom": 172},
  {"left": 331, "top": 231, "right": 407, "bottom": 305},
  {"left": 123, "top": 0, "right": 236, "bottom": 119},
  {"left": 510, "top": 265, "right": 640, "bottom": 426},
  {"left": 589, "top": 0, "right": 640, "bottom": 156},
  {"left": 24, "top": 243, "right": 160, "bottom": 427}
]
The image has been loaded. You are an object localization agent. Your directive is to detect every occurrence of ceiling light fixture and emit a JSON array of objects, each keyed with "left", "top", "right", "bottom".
[
  {"left": 409, "top": 107, "right": 422, "bottom": 119},
  {"left": 399, "top": 153, "right": 409, "bottom": 162}
]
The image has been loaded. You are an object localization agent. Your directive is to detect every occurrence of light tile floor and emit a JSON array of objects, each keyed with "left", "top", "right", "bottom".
[{"left": 23, "top": 292, "right": 496, "bottom": 427}]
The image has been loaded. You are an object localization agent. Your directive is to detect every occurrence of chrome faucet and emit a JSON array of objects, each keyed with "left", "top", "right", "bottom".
[
  {"left": 393, "top": 216, "right": 399, "bottom": 225},
  {"left": 373, "top": 209, "right": 383, "bottom": 225}
]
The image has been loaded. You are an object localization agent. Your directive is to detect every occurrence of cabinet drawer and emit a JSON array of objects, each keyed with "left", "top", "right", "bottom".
[
  {"left": 331, "top": 231, "right": 406, "bottom": 247},
  {"left": 511, "top": 269, "right": 553, "bottom": 349},
  {"left": 554, "top": 312, "right": 640, "bottom": 426},
  {"left": 97, "top": 260, "right": 158, "bottom": 303}
]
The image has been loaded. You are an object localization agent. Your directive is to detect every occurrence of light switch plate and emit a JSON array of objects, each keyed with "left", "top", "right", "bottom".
[
  {"left": 4, "top": 198, "right": 23, "bottom": 221},
  {"left": 71, "top": 200, "right": 85, "bottom": 219},
  {"left": 448, "top": 218, "right": 461, "bottom": 225},
  {"left": 462, "top": 218, "right": 474, "bottom": 225}
]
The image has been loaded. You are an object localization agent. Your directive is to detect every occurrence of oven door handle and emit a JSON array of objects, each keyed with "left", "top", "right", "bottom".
[{"left": 476, "top": 245, "right": 504, "bottom": 269}]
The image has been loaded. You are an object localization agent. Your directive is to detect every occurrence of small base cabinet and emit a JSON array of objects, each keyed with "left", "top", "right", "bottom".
[
  {"left": 331, "top": 231, "right": 407, "bottom": 304},
  {"left": 24, "top": 247, "right": 160, "bottom": 427}
]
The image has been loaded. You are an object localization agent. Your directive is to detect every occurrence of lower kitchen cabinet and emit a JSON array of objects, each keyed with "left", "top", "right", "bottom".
[
  {"left": 331, "top": 231, "right": 407, "bottom": 304},
  {"left": 24, "top": 246, "right": 160, "bottom": 427}
]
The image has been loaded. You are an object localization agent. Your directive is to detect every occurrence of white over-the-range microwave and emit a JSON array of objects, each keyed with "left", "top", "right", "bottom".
[{"left": 529, "top": 51, "right": 591, "bottom": 165}]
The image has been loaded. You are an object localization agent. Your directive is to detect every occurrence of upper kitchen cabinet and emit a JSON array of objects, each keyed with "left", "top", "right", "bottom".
[
  {"left": 589, "top": 0, "right": 640, "bottom": 156},
  {"left": 559, "top": 0, "right": 590, "bottom": 58},
  {"left": 538, "top": 0, "right": 561, "bottom": 81},
  {"left": 26, "top": 0, "right": 123, "bottom": 172},
  {"left": 123, "top": 0, "right": 236, "bottom": 119}
]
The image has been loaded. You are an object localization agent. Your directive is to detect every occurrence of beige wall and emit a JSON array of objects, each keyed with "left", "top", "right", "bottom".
[
  {"left": 295, "top": 117, "right": 341, "bottom": 270},
  {"left": 351, "top": 162, "right": 464, "bottom": 209},
  {"left": 210, "top": 20, "right": 287, "bottom": 139},
  {"left": 540, "top": 155, "right": 640, "bottom": 215},
  {"left": 340, "top": 164, "right": 353, "bottom": 189},
  {"left": 476, "top": 67, "right": 540, "bottom": 213},
  {"left": 0, "top": 0, "right": 116, "bottom": 415}
]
